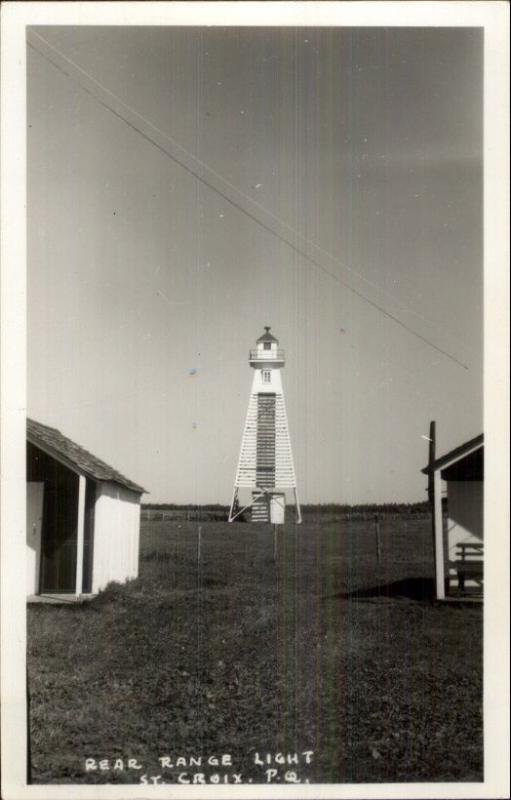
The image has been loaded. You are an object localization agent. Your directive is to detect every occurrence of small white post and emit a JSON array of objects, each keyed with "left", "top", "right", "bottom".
[
  {"left": 294, "top": 487, "right": 302, "bottom": 524},
  {"left": 75, "top": 475, "right": 86, "bottom": 595},
  {"left": 433, "top": 470, "right": 445, "bottom": 600}
]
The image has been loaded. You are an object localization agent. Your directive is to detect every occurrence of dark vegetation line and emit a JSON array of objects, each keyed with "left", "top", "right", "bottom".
[
  {"left": 142, "top": 501, "right": 430, "bottom": 512},
  {"left": 141, "top": 501, "right": 436, "bottom": 522}
]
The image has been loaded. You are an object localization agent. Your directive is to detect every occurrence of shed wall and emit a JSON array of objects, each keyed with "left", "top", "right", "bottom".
[
  {"left": 92, "top": 483, "right": 141, "bottom": 593},
  {"left": 446, "top": 480, "right": 483, "bottom": 589}
]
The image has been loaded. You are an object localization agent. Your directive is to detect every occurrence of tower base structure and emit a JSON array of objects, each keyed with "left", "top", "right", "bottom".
[{"left": 229, "top": 487, "right": 302, "bottom": 524}]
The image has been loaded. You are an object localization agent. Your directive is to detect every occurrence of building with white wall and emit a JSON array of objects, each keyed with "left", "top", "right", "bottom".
[
  {"left": 27, "top": 418, "right": 145, "bottom": 598},
  {"left": 422, "top": 434, "right": 483, "bottom": 601}
]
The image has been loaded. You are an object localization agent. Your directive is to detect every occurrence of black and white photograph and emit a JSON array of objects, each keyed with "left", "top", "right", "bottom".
[{"left": 1, "top": 2, "right": 509, "bottom": 798}]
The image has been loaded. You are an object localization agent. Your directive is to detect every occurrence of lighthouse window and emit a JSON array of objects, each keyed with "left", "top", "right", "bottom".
[
  {"left": 263, "top": 371, "right": 271, "bottom": 384},
  {"left": 263, "top": 342, "right": 271, "bottom": 350}
]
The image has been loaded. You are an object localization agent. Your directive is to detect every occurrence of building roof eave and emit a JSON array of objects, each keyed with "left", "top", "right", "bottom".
[
  {"left": 27, "top": 418, "right": 147, "bottom": 494},
  {"left": 421, "top": 433, "right": 484, "bottom": 475}
]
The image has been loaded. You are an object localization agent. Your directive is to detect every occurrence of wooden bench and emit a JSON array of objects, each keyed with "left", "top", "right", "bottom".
[{"left": 455, "top": 542, "right": 484, "bottom": 591}]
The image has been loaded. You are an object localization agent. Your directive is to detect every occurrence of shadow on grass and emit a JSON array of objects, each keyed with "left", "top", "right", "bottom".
[{"left": 331, "top": 577, "right": 435, "bottom": 603}]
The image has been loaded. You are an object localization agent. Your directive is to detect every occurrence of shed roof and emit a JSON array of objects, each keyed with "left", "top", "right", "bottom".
[
  {"left": 256, "top": 326, "right": 279, "bottom": 344},
  {"left": 27, "top": 418, "right": 146, "bottom": 494},
  {"left": 421, "top": 433, "right": 484, "bottom": 476}
]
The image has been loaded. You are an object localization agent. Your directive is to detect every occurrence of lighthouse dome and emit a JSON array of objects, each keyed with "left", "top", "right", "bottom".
[{"left": 256, "top": 326, "right": 279, "bottom": 344}]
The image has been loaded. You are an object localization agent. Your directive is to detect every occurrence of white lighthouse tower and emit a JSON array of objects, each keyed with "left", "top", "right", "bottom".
[{"left": 228, "top": 327, "right": 302, "bottom": 524}]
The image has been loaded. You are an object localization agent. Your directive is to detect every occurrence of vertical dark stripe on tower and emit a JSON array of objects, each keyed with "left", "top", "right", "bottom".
[{"left": 256, "top": 393, "right": 276, "bottom": 488}]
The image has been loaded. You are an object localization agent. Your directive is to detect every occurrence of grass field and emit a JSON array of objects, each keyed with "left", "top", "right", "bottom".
[{"left": 27, "top": 516, "right": 483, "bottom": 784}]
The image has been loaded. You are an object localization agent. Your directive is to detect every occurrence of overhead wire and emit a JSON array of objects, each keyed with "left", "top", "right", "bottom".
[{"left": 27, "top": 29, "right": 470, "bottom": 371}]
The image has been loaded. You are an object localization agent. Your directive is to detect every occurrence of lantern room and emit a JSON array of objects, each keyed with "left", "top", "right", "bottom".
[{"left": 249, "top": 326, "right": 285, "bottom": 368}]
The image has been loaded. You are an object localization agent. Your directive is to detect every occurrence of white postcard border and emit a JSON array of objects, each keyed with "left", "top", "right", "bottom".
[{"left": 1, "top": 3, "right": 509, "bottom": 799}]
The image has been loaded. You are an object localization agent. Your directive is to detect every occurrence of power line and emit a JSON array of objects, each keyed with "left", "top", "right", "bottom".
[{"left": 27, "top": 29, "right": 470, "bottom": 371}]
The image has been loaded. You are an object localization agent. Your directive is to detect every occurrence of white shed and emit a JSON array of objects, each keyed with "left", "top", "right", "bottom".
[
  {"left": 422, "top": 434, "right": 484, "bottom": 601},
  {"left": 27, "top": 418, "right": 146, "bottom": 599}
]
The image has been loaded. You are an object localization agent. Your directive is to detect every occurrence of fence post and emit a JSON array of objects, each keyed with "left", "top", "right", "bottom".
[{"left": 375, "top": 514, "right": 382, "bottom": 565}]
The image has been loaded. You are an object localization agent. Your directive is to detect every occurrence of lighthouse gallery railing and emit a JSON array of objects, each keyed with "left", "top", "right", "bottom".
[{"left": 248, "top": 349, "right": 285, "bottom": 361}]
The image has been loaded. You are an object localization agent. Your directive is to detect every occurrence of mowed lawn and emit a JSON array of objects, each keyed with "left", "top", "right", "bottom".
[{"left": 27, "top": 516, "right": 483, "bottom": 784}]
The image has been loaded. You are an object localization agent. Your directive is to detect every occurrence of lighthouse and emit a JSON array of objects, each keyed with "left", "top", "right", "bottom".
[{"left": 228, "top": 327, "right": 302, "bottom": 524}]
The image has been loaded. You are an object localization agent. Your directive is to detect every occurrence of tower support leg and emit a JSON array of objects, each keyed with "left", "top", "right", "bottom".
[{"left": 228, "top": 487, "right": 239, "bottom": 523}]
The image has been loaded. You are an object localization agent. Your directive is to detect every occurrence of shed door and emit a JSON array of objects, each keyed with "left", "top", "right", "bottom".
[
  {"left": 27, "top": 482, "right": 44, "bottom": 595},
  {"left": 40, "top": 472, "right": 79, "bottom": 593}
]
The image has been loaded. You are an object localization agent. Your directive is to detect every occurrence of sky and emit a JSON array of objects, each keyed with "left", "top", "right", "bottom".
[{"left": 27, "top": 26, "right": 483, "bottom": 505}]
